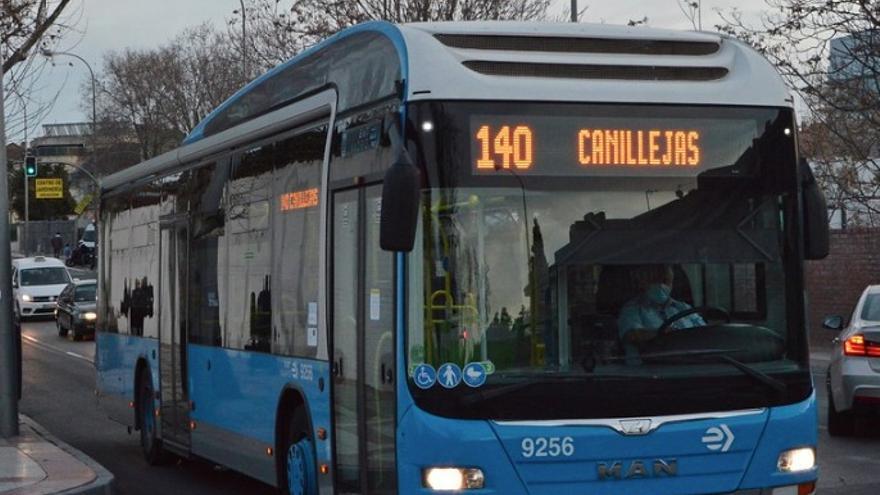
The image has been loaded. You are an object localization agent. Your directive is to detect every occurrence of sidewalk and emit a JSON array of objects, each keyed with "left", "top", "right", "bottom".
[{"left": 0, "top": 416, "right": 113, "bottom": 495}]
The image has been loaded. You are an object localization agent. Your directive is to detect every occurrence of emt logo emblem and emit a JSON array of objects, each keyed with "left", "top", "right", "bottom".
[{"left": 702, "top": 424, "right": 735, "bottom": 452}]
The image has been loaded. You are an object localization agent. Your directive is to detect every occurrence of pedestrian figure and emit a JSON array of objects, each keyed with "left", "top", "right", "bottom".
[
  {"left": 62, "top": 243, "right": 72, "bottom": 260},
  {"left": 443, "top": 366, "right": 456, "bottom": 387},
  {"left": 50, "top": 232, "right": 63, "bottom": 258}
]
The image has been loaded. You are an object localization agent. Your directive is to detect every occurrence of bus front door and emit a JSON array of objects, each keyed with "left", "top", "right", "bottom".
[
  {"left": 331, "top": 184, "right": 397, "bottom": 494},
  {"left": 159, "top": 220, "right": 190, "bottom": 449}
]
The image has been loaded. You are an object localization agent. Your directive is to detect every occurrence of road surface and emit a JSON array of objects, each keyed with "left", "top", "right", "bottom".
[{"left": 19, "top": 318, "right": 275, "bottom": 495}]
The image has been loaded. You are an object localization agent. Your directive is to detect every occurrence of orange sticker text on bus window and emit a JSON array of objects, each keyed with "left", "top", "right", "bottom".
[
  {"left": 280, "top": 188, "right": 319, "bottom": 211},
  {"left": 577, "top": 129, "right": 700, "bottom": 167}
]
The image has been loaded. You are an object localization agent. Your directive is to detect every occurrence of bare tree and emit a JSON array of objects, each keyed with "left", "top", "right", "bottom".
[
  {"left": 719, "top": 1, "right": 880, "bottom": 226},
  {"left": 1, "top": 0, "right": 74, "bottom": 72},
  {"left": 555, "top": 1, "right": 588, "bottom": 23},
  {"left": 677, "top": 1, "right": 701, "bottom": 30},
  {"left": 234, "top": 0, "right": 552, "bottom": 70},
  {"left": 93, "top": 24, "right": 244, "bottom": 163},
  {"left": 1, "top": 0, "right": 77, "bottom": 140}
]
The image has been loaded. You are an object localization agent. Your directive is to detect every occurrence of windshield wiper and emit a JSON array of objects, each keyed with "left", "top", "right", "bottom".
[
  {"left": 456, "top": 370, "right": 654, "bottom": 407},
  {"left": 644, "top": 349, "right": 787, "bottom": 393},
  {"left": 457, "top": 373, "right": 596, "bottom": 406}
]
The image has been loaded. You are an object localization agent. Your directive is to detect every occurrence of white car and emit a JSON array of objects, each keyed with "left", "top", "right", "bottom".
[
  {"left": 824, "top": 284, "right": 880, "bottom": 436},
  {"left": 80, "top": 223, "right": 96, "bottom": 250},
  {"left": 12, "top": 256, "right": 73, "bottom": 320}
]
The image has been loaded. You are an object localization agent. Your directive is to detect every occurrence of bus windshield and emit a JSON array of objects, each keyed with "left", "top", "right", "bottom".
[{"left": 405, "top": 101, "right": 811, "bottom": 420}]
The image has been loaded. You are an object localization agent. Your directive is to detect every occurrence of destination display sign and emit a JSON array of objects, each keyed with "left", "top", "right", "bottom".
[{"left": 471, "top": 114, "right": 761, "bottom": 177}]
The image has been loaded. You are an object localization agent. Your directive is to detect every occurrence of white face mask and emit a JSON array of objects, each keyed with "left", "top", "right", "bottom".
[{"left": 646, "top": 283, "right": 672, "bottom": 305}]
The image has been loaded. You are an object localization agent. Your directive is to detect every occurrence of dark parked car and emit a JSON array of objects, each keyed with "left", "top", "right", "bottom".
[{"left": 56, "top": 279, "right": 97, "bottom": 340}]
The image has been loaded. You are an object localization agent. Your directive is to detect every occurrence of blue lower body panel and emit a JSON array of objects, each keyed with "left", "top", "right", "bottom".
[
  {"left": 95, "top": 332, "right": 159, "bottom": 426},
  {"left": 187, "top": 345, "right": 332, "bottom": 487}
]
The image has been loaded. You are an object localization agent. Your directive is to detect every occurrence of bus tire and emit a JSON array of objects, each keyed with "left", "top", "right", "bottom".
[
  {"left": 282, "top": 407, "right": 316, "bottom": 495},
  {"left": 138, "top": 370, "right": 167, "bottom": 465}
]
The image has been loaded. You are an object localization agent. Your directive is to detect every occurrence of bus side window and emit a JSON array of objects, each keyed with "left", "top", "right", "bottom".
[
  {"left": 226, "top": 145, "right": 274, "bottom": 353},
  {"left": 186, "top": 160, "right": 227, "bottom": 348},
  {"left": 271, "top": 125, "right": 326, "bottom": 357},
  {"left": 103, "top": 194, "right": 131, "bottom": 334}
]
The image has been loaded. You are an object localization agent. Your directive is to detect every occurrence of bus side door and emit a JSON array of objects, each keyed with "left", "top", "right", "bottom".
[
  {"left": 331, "top": 183, "right": 397, "bottom": 494},
  {"left": 158, "top": 217, "right": 190, "bottom": 449}
]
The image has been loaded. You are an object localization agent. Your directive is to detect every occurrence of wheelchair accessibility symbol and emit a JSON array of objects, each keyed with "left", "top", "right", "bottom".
[{"left": 413, "top": 364, "right": 437, "bottom": 389}]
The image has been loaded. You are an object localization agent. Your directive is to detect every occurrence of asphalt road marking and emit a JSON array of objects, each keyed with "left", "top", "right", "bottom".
[
  {"left": 65, "top": 351, "right": 92, "bottom": 362},
  {"left": 22, "top": 334, "right": 95, "bottom": 364}
]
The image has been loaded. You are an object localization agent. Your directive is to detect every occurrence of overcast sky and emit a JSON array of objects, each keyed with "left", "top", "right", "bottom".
[{"left": 27, "top": 0, "right": 770, "bottom": 135}]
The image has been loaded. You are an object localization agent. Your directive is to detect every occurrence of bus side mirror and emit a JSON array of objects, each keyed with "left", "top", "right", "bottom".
[
  {"left": 801, "top": 160, "right": 829, "bottom": 260},
  {"left": 380, "top": 152, "right": 421, "bottom": 252}
]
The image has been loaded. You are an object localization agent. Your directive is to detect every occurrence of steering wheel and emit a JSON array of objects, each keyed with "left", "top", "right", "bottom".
[{"left": 657, "top": 306, "right": 730, "bottom": 336}]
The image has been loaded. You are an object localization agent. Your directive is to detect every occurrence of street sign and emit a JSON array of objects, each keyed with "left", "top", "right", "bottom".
[
  {"left": 35, "top": 178, "right": 63, "bottom": 199},
  {"left": 74, "top": 194, "right": 93, "bottom": 215}
]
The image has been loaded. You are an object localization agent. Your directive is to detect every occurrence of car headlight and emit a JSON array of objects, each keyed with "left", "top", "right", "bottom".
[
  {"left": 21, "top": 294, "right": 32, "bottom": 302},
  {"left": 423, "top": 467, "right": 484, "bottom": 490},
  {"left": 82, "top": 312, "right": 97, "bottom": 321},
  {"left": 777, "top": 447, "right": 816, "bottom": 472}
]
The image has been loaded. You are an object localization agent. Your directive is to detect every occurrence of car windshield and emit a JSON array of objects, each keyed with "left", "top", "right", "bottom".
[
  {"left": 20, "top": 267, "right": 70, "bottom": 286},
  {"left": 82, "top": 228, "right": 96, "bottom": 242},
  {"left": 405, "top": 101, "right": 810, "bottom": 420},
  {"left": 74, "top": 284, "right": 97, "bottom": 302}
]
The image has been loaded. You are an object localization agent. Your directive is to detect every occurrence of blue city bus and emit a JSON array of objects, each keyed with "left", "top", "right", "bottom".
[{"left": 96, "top": 20, "right": 829, "bottom": 494}]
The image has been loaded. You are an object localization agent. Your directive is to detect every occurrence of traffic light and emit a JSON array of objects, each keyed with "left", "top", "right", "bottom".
[{"left": 24, "top": 156, "right": 37, "bottom": 178}]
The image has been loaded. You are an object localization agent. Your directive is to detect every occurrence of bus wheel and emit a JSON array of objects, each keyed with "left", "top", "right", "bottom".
[
  {"left": 138, "top": 371, "right": 166, "bottom": 465},
  {"left": 284, "top": 410, "right": 316, "bottom": 495}
]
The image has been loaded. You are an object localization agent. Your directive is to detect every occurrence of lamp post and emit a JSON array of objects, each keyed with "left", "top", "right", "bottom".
[
  {"left": 0, "top": 51, "right": 20, "bottom": 439},
  {"left": 41, "top": 49, "right": 97, "bottom": 154},
  {"left": 698, "top": 0, "right": 702, "bottom": 30},
  {"left": 10, "top": 89, "right": 30, "bottom": 256},
  {"left": 41, "top": 50, "right": 99, "bottom": 225},
  {"left": 238, "top": 0, "right": 248, "bottom": 80}
]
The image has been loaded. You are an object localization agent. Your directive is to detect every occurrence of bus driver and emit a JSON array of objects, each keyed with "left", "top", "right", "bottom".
[{"left": 617, "top": 265, "right": 705, "bottom": 364}]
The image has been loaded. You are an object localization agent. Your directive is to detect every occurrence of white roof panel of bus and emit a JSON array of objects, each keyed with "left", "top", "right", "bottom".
[{"left": 398, "top": 21, "right": 793, "bottom": 108}]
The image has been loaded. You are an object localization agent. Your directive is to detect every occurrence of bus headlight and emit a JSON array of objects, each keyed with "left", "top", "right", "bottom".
[
  {"left": 777, "top": 447, "right": 815, "bottom": 472},
  {"left": 423, "top": 467, "right": 484, "bottom": 490},
  {"left": 83, "top": 312, "right": 97, "bottom": 321}
]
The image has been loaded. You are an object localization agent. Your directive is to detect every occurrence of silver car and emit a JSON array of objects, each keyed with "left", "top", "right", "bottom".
[{"left": 824, "top": 285, "right": 880, "bottom": 436}]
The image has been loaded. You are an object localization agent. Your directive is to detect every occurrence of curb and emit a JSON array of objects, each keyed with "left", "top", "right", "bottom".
[{"left": 20, "top": 415, "right": 114, "bottom": 495}]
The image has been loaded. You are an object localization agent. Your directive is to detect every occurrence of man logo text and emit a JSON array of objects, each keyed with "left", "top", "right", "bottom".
[{"left": 597, "top": 459, "right": 678, "bottom": 480}]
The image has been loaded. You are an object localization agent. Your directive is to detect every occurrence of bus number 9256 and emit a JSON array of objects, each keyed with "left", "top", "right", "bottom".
[{"left": 521, "top": 437, "right": 576, "bottom": 458}]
